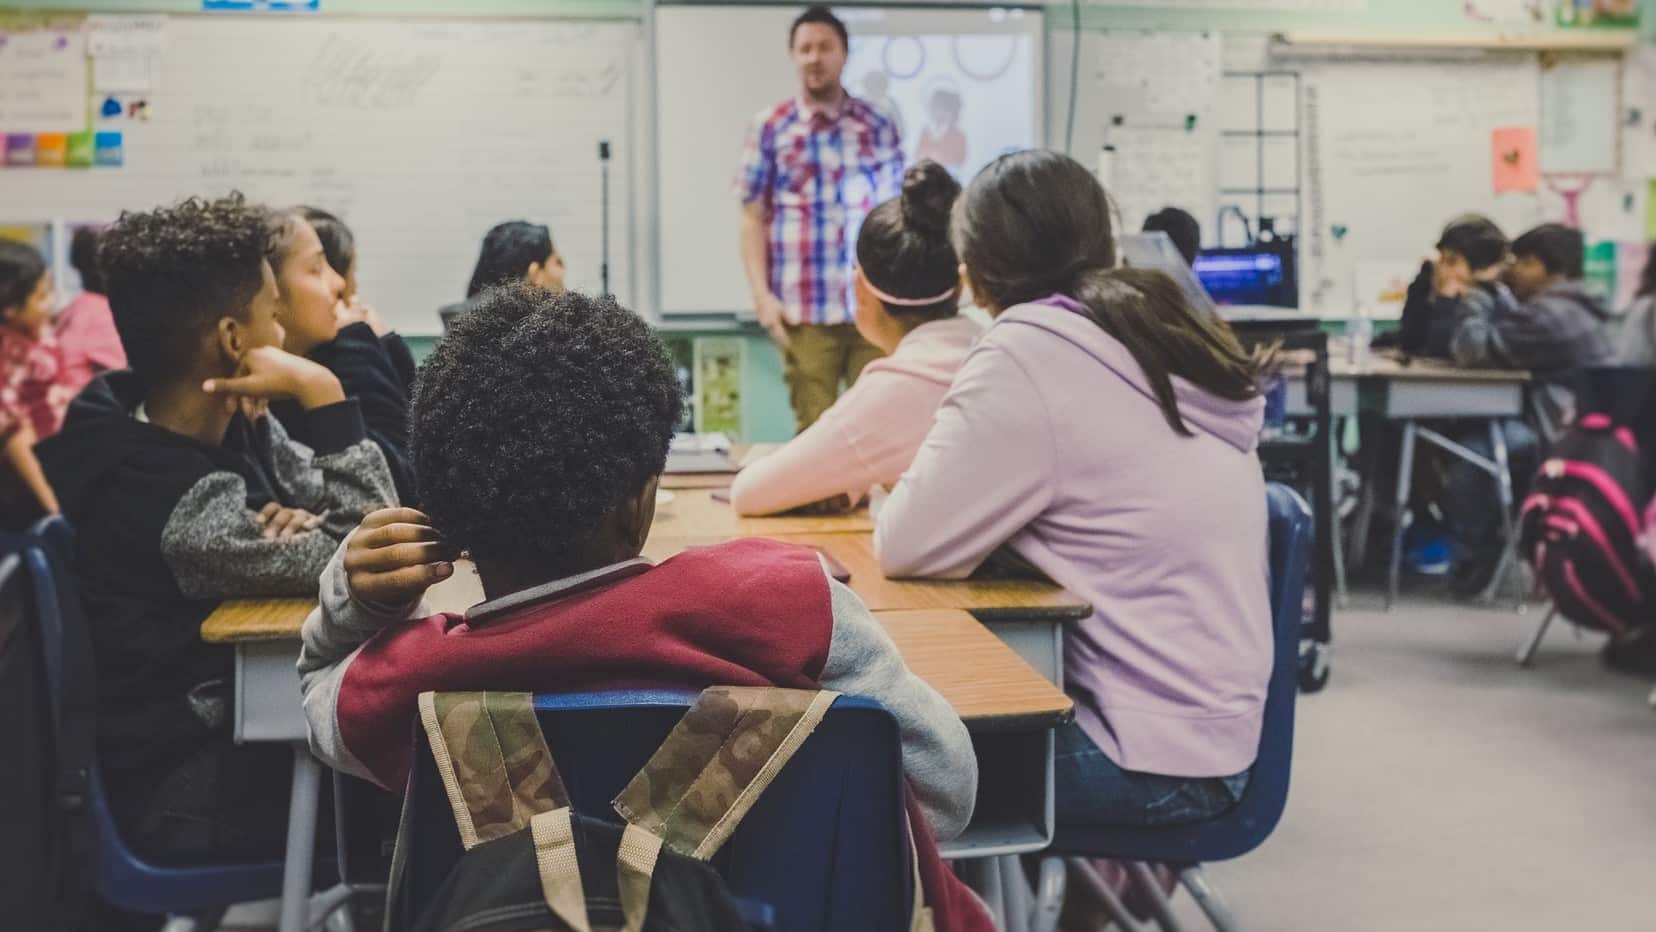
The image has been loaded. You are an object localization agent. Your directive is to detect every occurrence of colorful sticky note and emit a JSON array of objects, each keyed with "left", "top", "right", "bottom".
[
  {"left": 94, "top": 132, "right": 124, "bottom": 167},
  {"left": 1491, "top": 126, "right": 1540, "bottom": 194},
  {"left": 66, "top": 132, "right": 95, "bottom": 168},
  {"left": 34, "top": 133, "right": 68, "bottom": 168},
  {"left": 5, "top": 135, "right": 37, "bottom": 167},
  {"left": 1646, "top": 180, "right": 1656, "bottom": 241}
]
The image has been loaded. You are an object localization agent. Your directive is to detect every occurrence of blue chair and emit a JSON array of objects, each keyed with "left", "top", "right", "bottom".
[
  {"left": 389, "top": 690, "right": 915, "bottom": 932},
  {"left": 19, "top": 517, "right": 291, "bottom": 931},
  {"left": 1035, "top": 482, "right": 1313, "bottom": 932}
]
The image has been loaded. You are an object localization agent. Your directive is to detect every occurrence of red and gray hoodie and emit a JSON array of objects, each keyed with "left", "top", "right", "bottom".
[{"left": 297, "top": 536, "right": 991, "bottom": 932}]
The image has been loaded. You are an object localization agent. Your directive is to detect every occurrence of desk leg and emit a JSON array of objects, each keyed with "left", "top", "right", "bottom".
[
  {"left": 1478, "top": 419, "right": 1520, "bottom": 606},
  {"left": 1387, "top": 421, "right": 1417, "bottom": 611},
  {"left": 279, "top": 745, "right": 322, "bottom": 932},
  {"left": 999, "top": 855, "right": 1033, "bottom": 932},
  {"left": 1328, "top": 421, "right": 1349, "bottom": 608}
]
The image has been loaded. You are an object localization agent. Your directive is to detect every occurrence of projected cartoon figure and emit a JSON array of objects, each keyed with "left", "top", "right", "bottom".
[
  {"left": 859, "top": 69, "right": 906, "bottom": 140},
  {"left": 915, "top": 82, "right": 966, "bottom": 172}
]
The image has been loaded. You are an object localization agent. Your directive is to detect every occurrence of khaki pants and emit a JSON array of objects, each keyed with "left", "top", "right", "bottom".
[{"left": 782, "top": 323, "right": 886, "bottom": 431}]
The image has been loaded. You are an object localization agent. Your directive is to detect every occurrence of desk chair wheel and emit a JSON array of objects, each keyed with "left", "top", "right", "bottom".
[{"left": 1297, "top": 640, "right": 1331, "bottom": 693}]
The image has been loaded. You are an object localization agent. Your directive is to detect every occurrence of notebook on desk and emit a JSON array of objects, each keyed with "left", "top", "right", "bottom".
[{"left": 666, "top": 432, "right": 739, "bottom": 475}]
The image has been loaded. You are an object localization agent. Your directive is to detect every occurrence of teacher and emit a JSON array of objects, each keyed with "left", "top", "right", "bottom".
[{"left": 736, "top": 4, "right": 906, "bottom": 431}]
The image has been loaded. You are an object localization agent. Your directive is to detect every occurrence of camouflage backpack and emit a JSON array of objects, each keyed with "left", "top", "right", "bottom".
[{"left": 396, "top": 687, "right": 934, "bottom": 932}]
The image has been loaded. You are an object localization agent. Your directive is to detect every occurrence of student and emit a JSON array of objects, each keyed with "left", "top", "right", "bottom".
[
  {"left": 298, "top": 206, "right": 418, "bottom": 390},
  {"left": 0, "top": 240, "right": 72, "bottom": 521},
  {"left": 56, "top": 225, "right": 129, "bottom": 394},
  {"left": 297, "top": 284, "right": 991, "bottom": 932},
  {"left": 1441, "top": 223, "right": 1613, "bottom": 591},
  {"left": 875, "top": 151, "right": 1271, "bottom": 831},
  {"left": 1614, "top": 247, "right": 1656, "bottom": 365},
  {"left": 730, "top": 161, "right": 979, "bottom": 516},
  {"left": 36, "top": 194, "right": 397, "bottom": 869},
  {"left": 1388, "top": 214, "right": 1515, "bottom": 358},
  {"left": 437, "top": 220, "right": 564, "bottom": 329},
  {"left": 266, "top": 209, "right": 417, "bottom": 504},
  {"left": 1451, "top": 223, "right": 1612, "bottom": 375},
  {"left": 1142, "top": 206, "right": 1202, "bottom": 268}
]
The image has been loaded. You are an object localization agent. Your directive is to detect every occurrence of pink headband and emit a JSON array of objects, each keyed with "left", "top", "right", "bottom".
[{"left": 857, "top": 268, "right": 959, "bottom": 307}]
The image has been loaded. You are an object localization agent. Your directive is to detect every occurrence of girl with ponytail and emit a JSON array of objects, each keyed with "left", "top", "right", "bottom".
[
  {"left": 876, "top": 150, "right": 1274, "bottom": 827},
  {"left": 731, "top": 161, "right": 982, "bottom": 516}
]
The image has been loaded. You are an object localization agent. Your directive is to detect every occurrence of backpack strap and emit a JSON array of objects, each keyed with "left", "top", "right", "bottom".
[
  {"left": 418, "top": 691, "right": 571, "bottom": 849},
  {"left": 610, "top": 686, "right": 839, "bottom": 931}
]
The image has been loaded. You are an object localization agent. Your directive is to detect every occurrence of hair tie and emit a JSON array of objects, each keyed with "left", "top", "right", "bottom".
[{"left": 858, "top": 267, "right": 959, "bottom": 307}]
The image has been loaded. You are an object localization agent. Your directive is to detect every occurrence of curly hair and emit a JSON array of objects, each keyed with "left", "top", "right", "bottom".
[
  {"left": 412, "top": 283, "right": 683, "bottom": 568},
  {"left": 100, "top": 194, "right": 270, "bottom": 389}
]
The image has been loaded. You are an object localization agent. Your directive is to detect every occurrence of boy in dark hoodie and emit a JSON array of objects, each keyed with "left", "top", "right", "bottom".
[
  {"left": 1441, "top": 223, "right": 1613, "bottom": 592},
  {"left": 37, "top": 194, "right": 397, "bottom": 868},
  {"left": 1390, "top": 214, "right": 1517, "bottom": 358}
]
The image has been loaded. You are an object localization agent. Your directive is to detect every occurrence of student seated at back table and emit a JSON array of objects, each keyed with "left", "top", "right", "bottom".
[
  {"left": 875, "top": 150, "right": 1272, "bottom": 830},
  {"left": 36, "top": 195, "right": 397, "bottom": 873},
  {"left": 298, "top": 283, "right": 991, "bottom": 932},
  {"left": 265, "top": 208, "right": 419, "bottom": 504},
  {"left": 1438, "top": 222, "right": 1615, "bottom": 591},
  {"left": 731, "top": 160, "right": 980, "bottom": 516},
  {"left": 437, "top": 220, "right": 565, "bottom": 330},
  {"left": 1141, "top": 206, "right": 1201, "bottom": 268},
  {"left": 57, "top": 225, "right": 129, "bottom": 395},
  {"left": 0, "top": 240, "right": 74, "bottom": 523},
  {"left": 1384, "top": 214, "right": 1516, "bottom": 358}
]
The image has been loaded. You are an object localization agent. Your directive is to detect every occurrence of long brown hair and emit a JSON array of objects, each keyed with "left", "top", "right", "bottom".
[{"left": 954, "top": 149, "right": 1266, "bottom": 437}]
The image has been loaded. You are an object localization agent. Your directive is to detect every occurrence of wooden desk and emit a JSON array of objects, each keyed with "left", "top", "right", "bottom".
[
  {"left": 651, "top": 488, "right": 873, "bottom": 540},
  {"left": 878, "top": 610, "right": 1071, "bottom": 732}
]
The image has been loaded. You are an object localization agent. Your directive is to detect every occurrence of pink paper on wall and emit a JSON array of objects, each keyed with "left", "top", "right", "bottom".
[{"left": 1491, "top": 127, "right": 1540, "bottom": 194}]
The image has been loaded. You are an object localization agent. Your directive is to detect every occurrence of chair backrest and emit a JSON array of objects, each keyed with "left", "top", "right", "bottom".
[
  {"left": 0, "top": 552, "right": 56, "bottom": 928},
  {"left": 1052, "top": 481, "right": 1313, "bottom": 863},
  {"left": 17, "top": 515, "right": 289, "bottom": 916},
  {"left": 392, "top": 690, "right": 913, "bottom": 932}
]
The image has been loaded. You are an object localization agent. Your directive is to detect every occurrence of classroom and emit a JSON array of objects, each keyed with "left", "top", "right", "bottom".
[{"left": 2, "top": 0, "right": 1654, "bottom": 930}]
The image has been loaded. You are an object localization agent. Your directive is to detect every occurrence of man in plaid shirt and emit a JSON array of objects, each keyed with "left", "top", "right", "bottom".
[{"left": 736, "top": 4, "right": 905, "bottom": 431}]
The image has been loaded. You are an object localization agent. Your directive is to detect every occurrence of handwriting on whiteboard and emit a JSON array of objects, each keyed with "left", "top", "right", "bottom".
[{"left": 302, "top": 35, "right": 441, "bottom": 110}]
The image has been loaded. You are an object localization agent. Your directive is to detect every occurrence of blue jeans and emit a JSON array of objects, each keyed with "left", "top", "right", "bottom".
[{"left": 1055, "top": 722, "right": 1249, "bottom": 827}]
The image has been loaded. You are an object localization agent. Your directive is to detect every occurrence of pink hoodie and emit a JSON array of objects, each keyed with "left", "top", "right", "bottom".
[
  {"left": 54, "top": 292, "right": 127, "bottom": 395},
  {"left": 876, "top": 300, "right": 1271, "bottom": 778},
  {"left": 731, "top": 315, "right": 981, "bottom": 516}
]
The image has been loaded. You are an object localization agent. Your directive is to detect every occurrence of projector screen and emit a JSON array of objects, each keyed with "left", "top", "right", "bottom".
[{"left": 654, "top": 4, "right": 1045, "bottom": 316}]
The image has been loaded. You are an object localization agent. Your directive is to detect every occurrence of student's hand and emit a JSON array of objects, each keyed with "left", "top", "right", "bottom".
[
  {"left": 754, "top": 293, "right": 791, "bottom": 348},
  {"left": 336, "top": 297, "right": 389, "bottom": 337},
  {"left": 203, "top": 346, "right": 347, "bottom": 411},
  {"left": 343, "top": 508, "right": 461, "bottom": 608},
  {"left": 256, "top": 503, "right": 322, "bottom": 540},
  {"left": 1431, "top": 257, "right": 1471, "bottom": 300}
]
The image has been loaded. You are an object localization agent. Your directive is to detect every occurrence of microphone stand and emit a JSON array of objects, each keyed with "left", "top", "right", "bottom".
[{"left": 598, "top": 139, "right": 612, "bottom": 297}]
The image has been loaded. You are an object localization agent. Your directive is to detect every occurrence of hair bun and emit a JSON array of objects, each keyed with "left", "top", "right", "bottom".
[{"left": 900, "top": 160, "right": 962, "bottom": 238}]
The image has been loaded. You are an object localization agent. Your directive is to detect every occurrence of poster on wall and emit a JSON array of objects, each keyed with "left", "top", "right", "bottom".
[{"left": 1553, "top": 0, "right": 1639, "bottom": 28}]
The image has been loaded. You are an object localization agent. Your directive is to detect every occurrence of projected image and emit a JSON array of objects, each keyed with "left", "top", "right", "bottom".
[{"left": 847, "top": 21, "right": 1037, "bottom": 182}]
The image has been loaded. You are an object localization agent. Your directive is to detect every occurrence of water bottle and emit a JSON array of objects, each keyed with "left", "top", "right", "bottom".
[{"left": 1348, "top": 309, "right": 1373, "bottom": 368}]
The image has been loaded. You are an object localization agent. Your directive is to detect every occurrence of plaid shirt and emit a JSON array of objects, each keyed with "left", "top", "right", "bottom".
[{"left": 736, "top": 93, "right": 904, "bottom": 326}]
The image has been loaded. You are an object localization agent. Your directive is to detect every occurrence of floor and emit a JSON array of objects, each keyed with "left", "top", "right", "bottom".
[
  {"left": 1167, "top": 590, "right": 1656, "bottom": 932},
  {"left": 228, "top": 590, "right": 1656, "bottom": 932}
]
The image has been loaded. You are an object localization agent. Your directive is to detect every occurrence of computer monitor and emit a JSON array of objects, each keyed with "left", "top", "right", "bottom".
[{"left": 1195, "top": 247, "right": 1295, "bottom": 308}]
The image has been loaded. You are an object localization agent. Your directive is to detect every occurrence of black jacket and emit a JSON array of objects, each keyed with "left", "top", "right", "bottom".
[
  {"left": 272, "top": 322, "right": 417, "bottom": 504},
  {"left": 37, "top": 372, "right": 395, "bottom": 811}
]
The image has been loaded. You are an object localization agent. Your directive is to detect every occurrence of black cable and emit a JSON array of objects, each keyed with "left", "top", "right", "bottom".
[{"left": 1065, "top": 0, "right": 1081, "bottom": 154}]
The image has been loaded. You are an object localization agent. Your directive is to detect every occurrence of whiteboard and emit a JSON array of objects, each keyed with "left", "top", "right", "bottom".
[
  {"left": 655, "top": 4, "right": 1044, "bottom": 317},
  {"left": 0, "top": 16, "right": 638, "bottom": 336},
  {"left": 1300, "top": 56, "right": 1542, "bottom": 315}
]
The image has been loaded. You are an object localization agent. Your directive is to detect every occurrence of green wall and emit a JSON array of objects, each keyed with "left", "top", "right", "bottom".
[{"left": 12, "top": 0, "right": 1655, "bottom": 37}]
